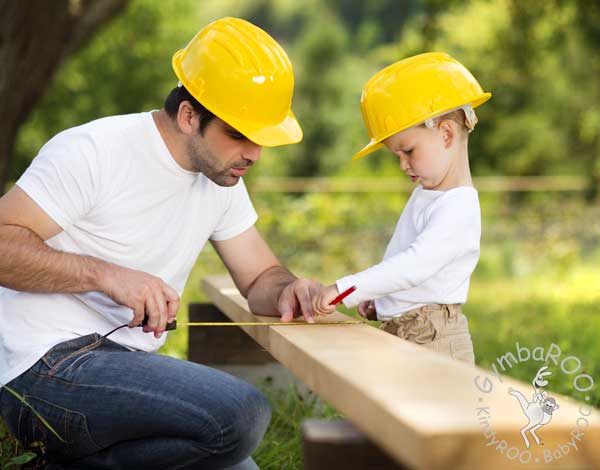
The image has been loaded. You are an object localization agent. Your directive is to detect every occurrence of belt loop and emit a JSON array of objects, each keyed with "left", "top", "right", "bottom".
[
  {"left": 442, "top": 304, "right": 450, "bottom": 322},
  {"left": 443, "top": 304, "right": 458, "bottom": 325}
]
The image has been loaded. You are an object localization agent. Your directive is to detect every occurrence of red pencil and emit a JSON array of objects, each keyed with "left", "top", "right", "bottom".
[{"left": 329, "top": 285, "right": 357, "bottom": 306}]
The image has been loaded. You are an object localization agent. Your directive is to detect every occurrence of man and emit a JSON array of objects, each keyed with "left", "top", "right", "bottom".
[{"left": 0, "top": 17, "right": 319, "bottom": 469}]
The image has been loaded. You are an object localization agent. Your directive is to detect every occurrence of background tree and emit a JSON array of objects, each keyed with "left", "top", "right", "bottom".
[{"left": 0, "top": 0, "right": 131, "bottom": 193}]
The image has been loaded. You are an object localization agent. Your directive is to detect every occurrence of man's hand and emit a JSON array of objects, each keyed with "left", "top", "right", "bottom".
[
  {"left": 312, "top": 284, "right": 340, "bottom": 317},
  {"left": 100, "top": 264, "right": 180, "bottom": 338},
  {"left": 278, "top": 278, "right": 322, "bottom": 323},
  {"left": 358, "top": 300, "right": 377, "bottom": 320}
]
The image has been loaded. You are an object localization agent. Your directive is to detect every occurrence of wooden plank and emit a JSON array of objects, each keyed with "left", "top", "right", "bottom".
[
  {"left": 302, "top": 419, "right": 404, "bottom": 469},
  {"left": 188, "top": 303, "right": 274, "bottom": 365},
  {"left": 202, "top": 275, "right": 600, "bottom": 469}
]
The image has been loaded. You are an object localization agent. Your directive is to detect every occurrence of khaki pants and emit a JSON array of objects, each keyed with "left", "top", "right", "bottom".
[{"left": 380, "top": 304, "right": 475, "bottom": 365}]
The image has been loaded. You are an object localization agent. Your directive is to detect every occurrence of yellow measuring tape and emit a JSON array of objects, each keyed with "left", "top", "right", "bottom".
[{"left": 165, "top": 319, "right": 363, "bottom": 330}]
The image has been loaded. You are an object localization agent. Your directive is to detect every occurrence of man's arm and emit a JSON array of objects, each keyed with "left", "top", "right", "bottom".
[
  {"left": 211, "top": 226, "right": 320, "bottom": 322},
  {"left": 0, "top": 185, "right": 104, "bottom": 292},
  {"left": 0, "top": 186, "right": 179, "bottom": 336}
]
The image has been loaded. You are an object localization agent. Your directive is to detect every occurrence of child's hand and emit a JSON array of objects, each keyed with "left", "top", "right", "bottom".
[
  {"left": 312, "top": 284, "right": 339, "bottom": 316},
  {"left": 358, "top": 300, "right": 377, "bottom": 320}
]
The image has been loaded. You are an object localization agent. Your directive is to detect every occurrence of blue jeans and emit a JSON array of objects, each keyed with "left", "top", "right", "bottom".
[{"left": 0, "top": 334, "right": 270, "bottom": 469}]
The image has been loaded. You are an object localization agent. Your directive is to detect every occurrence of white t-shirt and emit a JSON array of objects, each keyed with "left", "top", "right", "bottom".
[
  {"left": 0, "top": 112, "right": 257, "bottom": 384},
  {"left": 336, "top": 185, "right": 480, "bottom": 321}
]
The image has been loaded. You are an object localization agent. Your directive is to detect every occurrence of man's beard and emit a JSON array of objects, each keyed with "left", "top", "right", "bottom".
[{"left": 187, "top": 141, "right": 250, "bottom": 187}]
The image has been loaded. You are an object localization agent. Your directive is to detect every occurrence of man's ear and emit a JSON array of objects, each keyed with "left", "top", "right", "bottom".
[{"left": 176, "top": 101, "right": 199, "bottom": 135}]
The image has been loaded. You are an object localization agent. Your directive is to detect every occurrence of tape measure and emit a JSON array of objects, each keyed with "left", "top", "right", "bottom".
[{"left": 144, "top": 318, "right": 363, "bottom": 331}]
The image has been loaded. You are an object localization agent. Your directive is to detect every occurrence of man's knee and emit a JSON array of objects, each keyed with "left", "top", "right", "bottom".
[
  {"left": 238, "top": 384, "right": 271, "bottom": 449},
  {"left": 227, "top": 382, "right": 271, "bottom": 460}
]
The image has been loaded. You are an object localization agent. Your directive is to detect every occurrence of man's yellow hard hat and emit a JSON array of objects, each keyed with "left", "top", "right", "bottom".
[
  {"left": 352, "top": 52, "right": 491, "bottom": 160},
  {"left": 172, "top": 17, "right": 302, "bottom": 147}
]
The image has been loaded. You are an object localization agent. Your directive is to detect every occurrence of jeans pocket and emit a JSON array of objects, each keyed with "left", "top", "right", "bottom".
[
  {"left": 42, "top": 335, "right": 104, "bottom": 378},
  {"left": 17, "top": 395, "right": 101, "bottom": 461}
]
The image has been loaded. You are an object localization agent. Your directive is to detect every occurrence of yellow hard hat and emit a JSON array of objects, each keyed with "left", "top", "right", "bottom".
[
  {"left": 352, "top": 52, "right": 491, "bottom": 160},
  {"left": 172, "top": 17, "right": 302, "bottom": 147}
]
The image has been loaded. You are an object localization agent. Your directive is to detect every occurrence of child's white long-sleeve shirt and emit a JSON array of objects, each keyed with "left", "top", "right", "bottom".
[{"left": 336, "top": 185, "right": 481, "bottom": 321}]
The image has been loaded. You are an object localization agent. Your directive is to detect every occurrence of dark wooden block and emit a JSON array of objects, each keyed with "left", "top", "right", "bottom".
[
  {"left": 188, "top": 303, "right": 275, "bottom": 365},
  {"left": 302, "top": 419, "right": 407, "bottom": 470}
]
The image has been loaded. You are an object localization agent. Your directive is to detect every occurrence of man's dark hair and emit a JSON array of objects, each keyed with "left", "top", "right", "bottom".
[{"left": 164, "top": 85, "right": 216, "bottom": 134}]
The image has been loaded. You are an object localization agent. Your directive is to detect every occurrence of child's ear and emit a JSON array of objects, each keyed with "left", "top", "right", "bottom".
[{"left": 439, "top": 120, "right": 455, "bottom": 149}]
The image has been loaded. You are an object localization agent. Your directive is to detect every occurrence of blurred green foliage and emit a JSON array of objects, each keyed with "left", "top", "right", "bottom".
[{"left": 11, "top": 0, "right": 600, "bottom": 188}]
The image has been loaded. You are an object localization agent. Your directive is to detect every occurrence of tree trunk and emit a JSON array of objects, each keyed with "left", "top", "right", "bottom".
[
  {"left": 0, "top": 0, "right": 130, "bottom": 193},
  {"left": 0, "top": 123, "right": 17, "bottom": 192}
]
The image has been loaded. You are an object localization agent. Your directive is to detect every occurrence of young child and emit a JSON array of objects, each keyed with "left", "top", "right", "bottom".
[{"left": 313, "top": 52, "right": 491, "bottom": 365}]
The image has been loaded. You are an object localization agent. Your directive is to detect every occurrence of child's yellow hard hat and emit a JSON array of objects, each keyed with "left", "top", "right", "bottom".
[
  {"left": 172, "top": 17, "right": 302, "bottom": 147},
  {"left": 352, "top": 52, "right": 491, "bottom": 160}
]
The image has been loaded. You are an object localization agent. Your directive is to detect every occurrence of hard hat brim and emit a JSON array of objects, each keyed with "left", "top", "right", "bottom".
[
  {"left": 240, "top": 110, "right": 303, "bottom": 147},
  {"left": 352, "top": 141, "right": 385, "bottom": 161}
]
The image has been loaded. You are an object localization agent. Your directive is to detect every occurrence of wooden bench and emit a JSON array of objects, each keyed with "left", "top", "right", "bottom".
[{"left": 190, "top": 275, "right": 600, "bottom": 469}]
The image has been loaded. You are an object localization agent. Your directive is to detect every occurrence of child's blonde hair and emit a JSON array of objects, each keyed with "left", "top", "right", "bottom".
[{"left": 423, "top": 105, "right": 478, "bottom": 138}]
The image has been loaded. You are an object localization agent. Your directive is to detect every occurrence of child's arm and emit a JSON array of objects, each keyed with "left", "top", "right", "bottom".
[{"left": 336, "top": 192, "right": 480, "bottom": 308}]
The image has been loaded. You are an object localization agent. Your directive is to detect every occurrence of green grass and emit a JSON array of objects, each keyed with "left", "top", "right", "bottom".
[
  {"left": 0, "top": 419, "right": 38, "bottom": 469},
  {"left": 253, "top": 384, "right": 341, "bottom": 470},
  {"left": 468, "top": 267, "right": 600, "bottom": 406}
]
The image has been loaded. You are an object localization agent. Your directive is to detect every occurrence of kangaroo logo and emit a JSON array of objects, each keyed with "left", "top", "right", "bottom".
[{"left": 508, "top": 366, "right": 560, "bottom": 448}]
